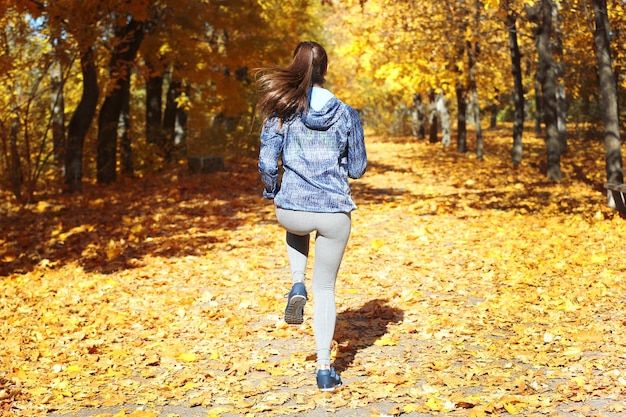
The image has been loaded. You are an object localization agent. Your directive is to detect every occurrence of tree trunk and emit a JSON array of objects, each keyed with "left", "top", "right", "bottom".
[
  {"left": 467, "top": 40, "right": 483, "bottom": 160},
  {"left": 456, "top": 82, "right": 468, "bottom": 153},
  {"left": 592, "top": 0, "right": 624, "bottom": 190},
  {"left": 145, "top": 61, "right": 164, "bottom": 146},
  {"left": 534, "top": 78, "right": 543, "bottom": 135},
  {"left": 556, "top": 83, "right": 567, "bottom": 152},
  {"left": 96, "top": 19, "right": 144, "bottom": 184},
  {"left": 65, "top": 47, "right": 98, "bottom": 193},
  {"left": 174, "top": 87, "right": 189, "bottom": 146},
  {"left": 552, "top": 4, "right": 567, "bottom": 154},
  {"left": 9, "top": 107, "right": 21, "bottom": 200},
  {"left": 411, "top": 93, "right": 425, "bottom": 139},
  {"left": 50, "top": 59, "right": 65, "bottom": 165},
  {"left": 162, "top": 77, "right": 180, "bottom": 160},
  {"left": 438, "top": 92, "right": 451, "bottom": 147},
  {"left": 507, "top": 8, "right": 524, "bottom": 167},
  {"left": 528, "top": 0, "right": 562, "bottom": 181},
  {"left": 490, "top": 99, "right": 498, "bottom": 129},
  {"left": 119, "top": 85, "right": 133, "bottom": 175},
  {"left": 428, "top": 89, "right": 438, "bottom": 143}
]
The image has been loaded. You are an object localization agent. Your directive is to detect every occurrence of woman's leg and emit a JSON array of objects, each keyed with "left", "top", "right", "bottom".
[
  {"left": 276, "top": 208, "right": 315, "bottom": 283},
  {"left": 311, "top": 212, "right": 351, "bottom": 369},
  {"left": 285, "top": 232, "right": 309, "bottom": 283},
  {"left": 276, "top": 208, "right": 352, "bottom": 371}
]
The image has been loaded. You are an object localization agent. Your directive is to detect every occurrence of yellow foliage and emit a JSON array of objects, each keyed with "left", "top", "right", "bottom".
[{"left": 1, "top": 0, "right": 626, "bottom": 411}]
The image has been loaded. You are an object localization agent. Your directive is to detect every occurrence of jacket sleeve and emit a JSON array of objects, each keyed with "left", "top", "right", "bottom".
[
  {"left": 258, "top": 118, "right": 284, "bottom": 199},
  {"left": 346, "top": 107, "right": 367, "bottom": 179}
]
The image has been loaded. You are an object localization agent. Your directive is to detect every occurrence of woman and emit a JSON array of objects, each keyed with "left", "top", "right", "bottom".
[{"left": 256, "top": 41, "right": 367, "bottom": 392}]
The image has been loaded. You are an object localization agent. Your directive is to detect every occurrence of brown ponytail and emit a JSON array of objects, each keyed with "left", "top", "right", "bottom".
[{"left": 256, "top": 41, "right": 328, "bottom": 124}]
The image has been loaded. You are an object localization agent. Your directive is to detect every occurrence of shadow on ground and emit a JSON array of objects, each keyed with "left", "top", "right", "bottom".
[
  {"left": 0, "top": 160, "right": 263, "bottom": 276},
  {"left": 334, "top": 299, "right": 404, "bottom": 373}
]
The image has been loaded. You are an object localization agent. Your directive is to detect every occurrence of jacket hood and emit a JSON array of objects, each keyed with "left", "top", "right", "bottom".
[{"left": 301, "top": 95, "right": 344, "bottom": 131}]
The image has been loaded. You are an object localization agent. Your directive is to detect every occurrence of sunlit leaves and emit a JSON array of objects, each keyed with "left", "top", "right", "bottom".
[
  {"left": 324, "top": 0, "right": 511, "bottom": 131},
  {"left": 1, "top": 128, "right": 625, "bottom": 416}
]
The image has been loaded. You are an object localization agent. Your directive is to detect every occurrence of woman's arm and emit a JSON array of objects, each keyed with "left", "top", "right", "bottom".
[
  {"left": 347, "top": 107, "right": 367, "bottom": 179},
  {"left": 258, "top": 118, "right": 284, "bottom": 198}
]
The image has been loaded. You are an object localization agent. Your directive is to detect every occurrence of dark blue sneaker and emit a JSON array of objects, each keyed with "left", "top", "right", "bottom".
[
  {"left": 316, "top": 367, "right": 342, "bottom": 392},
  {"left": 284, "top": 282, "right": 307, "bottom": 325}
]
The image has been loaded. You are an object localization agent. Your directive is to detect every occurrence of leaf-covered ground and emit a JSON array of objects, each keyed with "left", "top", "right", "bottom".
[{"left": 1, "top": 128, "right": 626, "bottom": 417}]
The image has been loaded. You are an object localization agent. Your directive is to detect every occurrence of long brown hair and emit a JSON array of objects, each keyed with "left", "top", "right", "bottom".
[{"left": 256, "top": 41, "right": 328, "bottom": 124}]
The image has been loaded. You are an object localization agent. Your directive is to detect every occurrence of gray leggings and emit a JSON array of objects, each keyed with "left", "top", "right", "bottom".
[{"left": 275, "top": 208, "right": 352, "bottom": 367}]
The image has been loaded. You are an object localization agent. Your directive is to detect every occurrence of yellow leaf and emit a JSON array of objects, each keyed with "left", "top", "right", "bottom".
[
  {"left": 128, "top": 411, "right": 158, "bottom": 417},
  {"left": 425, "top": 397, "right": 443, "bottom": 411},
  {"left": 371, "top": 238, "right": 384, "bottom": 250},
  {"left": 590, "top": 254, "right": 608, "bottom": 263},
  {"left": 182, "top": 381, "right": 199, "bottom": 390},
  {"left": 178, "top": 352, "right": 198, "bottom": 362},
  {"left": 105, "top": 278, "right": 119, "bottom": 287},
  {"left": 503, "top": 402, "right": 521, "bottom": 414},
  {"left": 52, "top": 389, "right": 72, "bottom": 398},
  {"left": 430, "top": 361, "right": 450, "bottom": 371},
  {"left": 29, "top": 387, "right": 49, "bottom": 396},
  {"left": 563, "top": 346, "right": 582, "bottom": 358},
  {"left": 65, "top": 364, "right": 81, "bottom": 374},
  {"left": 374, "top": 335, "right": 398, "bottom": 346},
  {"left": 571, "top": 376, "right": 585, "bottom": 388}
]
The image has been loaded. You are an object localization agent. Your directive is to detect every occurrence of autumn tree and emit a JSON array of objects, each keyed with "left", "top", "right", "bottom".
[
  {"left": 591, "top": 0, "right": 624, "bottom": 189},
  {"left": 4, "top": 0, "right": 626, "bottom": 198},
  {"left": 0, "top": 4, "right": 72, "bottom": 199},
  {"left": 139, "top": 0, "right": 318, "bottom": 162},
  {"left": 18, "top": 0, "right": 148, "bottom": 192},
  {"left": 527, "top": 0, "right": 562, "bottom": 181},
  {"left": 50, "top": 45, "right": 65, "bottom": 165},
  {"left": 97, "top": 17, "right": 145, "bottom": 184},
  {"left": 65, "top": 46, "right": 98, "bottom": 193},
  {"left": 52, "top": 1, "right": 103, "bottom": 193},
  {"left": 0, "top": 0, "right": 320, "bottom": 195},
  {"left": 504, "top": 0, "right": 525, "bottom": 166}
]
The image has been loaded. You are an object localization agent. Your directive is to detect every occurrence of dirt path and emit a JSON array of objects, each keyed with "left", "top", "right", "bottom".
[{"left": 3, "top": 132, "right": 626, "bottom": 417}]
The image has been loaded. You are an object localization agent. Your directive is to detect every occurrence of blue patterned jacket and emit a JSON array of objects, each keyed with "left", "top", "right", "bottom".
[{"left": 259, "top": 88, "right": 367, "bottom": 213}]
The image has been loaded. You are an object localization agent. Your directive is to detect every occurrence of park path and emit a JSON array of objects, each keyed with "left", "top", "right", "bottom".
[{"left": 3, "top": 131, "right": 626, "bottom": 417}]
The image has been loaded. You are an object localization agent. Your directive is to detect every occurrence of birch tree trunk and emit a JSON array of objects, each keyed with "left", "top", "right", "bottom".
[
  {"left": 438, "top": 92, "right": 451, "bottom": 147},
  {"left": 411, "top": 93, "right": 425, "bottom": 139}
]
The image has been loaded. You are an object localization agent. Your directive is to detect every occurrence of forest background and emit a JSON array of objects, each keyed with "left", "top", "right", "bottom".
[
  {"left": 2, "top": 0, "right": 626, "bottom": 416},
  {"left": 1, "top": 0, "right": 626, "bottom": 198}
]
